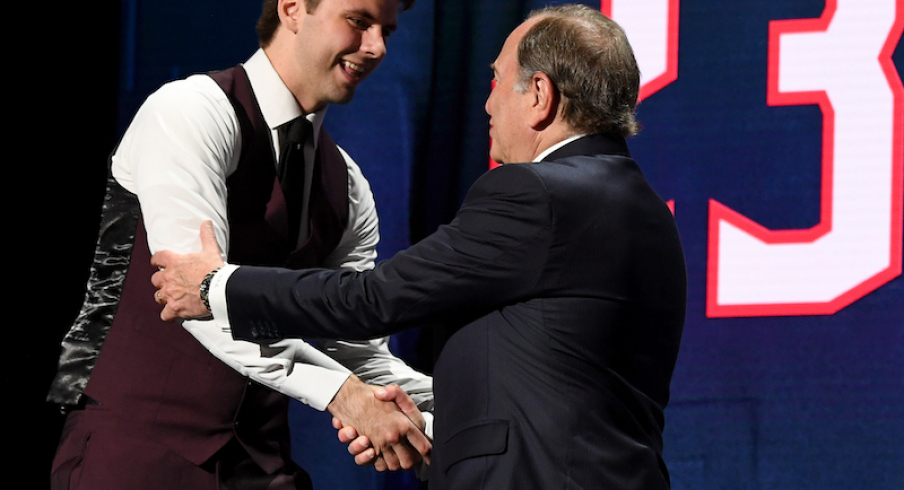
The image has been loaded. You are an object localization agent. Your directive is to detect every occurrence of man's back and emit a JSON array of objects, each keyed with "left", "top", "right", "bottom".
[{"left": 430, "top": 134, "right": 686, "bottom": 489}]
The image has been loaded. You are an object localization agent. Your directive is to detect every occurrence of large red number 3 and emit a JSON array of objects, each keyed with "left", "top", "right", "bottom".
[
  {"left": 707, "top": 0, "right": 904, "bottom": 317},
  {"left": 606, "top": 0, "right": 903, "bottom": 317}
]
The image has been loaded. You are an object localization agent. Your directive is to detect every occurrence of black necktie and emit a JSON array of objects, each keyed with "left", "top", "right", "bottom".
[{"left": 277, "top": 117, "right": 312, "bottom": 246}]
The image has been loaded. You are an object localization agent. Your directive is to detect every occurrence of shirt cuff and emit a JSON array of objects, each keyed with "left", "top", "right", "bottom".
[
  {"left": 203, "top": 263, "right": 351, "bottom": 410},
  {"left": 252, "top": 363, "right": 351, "bottom": 411},
  {"left": 422, "top": 411, "right": 434, "bottom": 441},
  {"left": 208, "top": 263, "right": 239, "bottom": 327}
]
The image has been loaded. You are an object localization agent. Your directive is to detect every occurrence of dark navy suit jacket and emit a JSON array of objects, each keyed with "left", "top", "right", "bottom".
[{"left": 227, "top": 134, "right": 687, "bottom": 489}]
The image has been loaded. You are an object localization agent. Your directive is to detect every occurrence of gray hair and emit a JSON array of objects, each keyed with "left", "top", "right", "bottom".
[{"left": 516, "top": 4, "right": 641, "bottom": 136}]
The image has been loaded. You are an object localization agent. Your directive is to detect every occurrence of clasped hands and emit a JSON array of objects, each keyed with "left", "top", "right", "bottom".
[
  {"left": 329, "top": 377, "right": 431, "bottom": 471},
  {"left": 150, "top": 222, "right": 431, "bottom": 471}
]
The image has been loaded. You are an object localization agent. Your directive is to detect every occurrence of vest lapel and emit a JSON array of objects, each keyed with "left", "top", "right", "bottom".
[{"left": 210, "top": 66, "right": 349, "bottom": 270}]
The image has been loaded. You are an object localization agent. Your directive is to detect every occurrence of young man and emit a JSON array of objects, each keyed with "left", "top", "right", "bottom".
[
  {"left": 47, "top": 1, "right": 431, "bottom": 488},
  {"left": 153, "top": 5, "right": 687, "bottom": 489}
]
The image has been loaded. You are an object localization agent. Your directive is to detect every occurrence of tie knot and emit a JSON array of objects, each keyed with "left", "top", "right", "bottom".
[{"left": 280, "top": 117, "right": 312, "bottom": 148}]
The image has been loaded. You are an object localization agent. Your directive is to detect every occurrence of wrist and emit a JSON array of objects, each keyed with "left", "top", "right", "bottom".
[
  {"left": 328, "top": 375, "right": 366, "bottom": 418},
  {"left": 199, "top": 267, "right": 222, "bottom": 313}
]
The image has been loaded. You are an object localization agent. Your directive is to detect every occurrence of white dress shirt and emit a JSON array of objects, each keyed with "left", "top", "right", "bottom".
[
  {"left": 533, "top": 133, "right": 587, "bottom": 162},
  {"left": 113, "top": 49, "right": 432, "bottom": 412}
]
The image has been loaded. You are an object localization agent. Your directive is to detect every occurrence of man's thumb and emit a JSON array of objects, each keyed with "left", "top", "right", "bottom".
[{"left": 200, "top": 220, "right": 221, "bottom": 256}]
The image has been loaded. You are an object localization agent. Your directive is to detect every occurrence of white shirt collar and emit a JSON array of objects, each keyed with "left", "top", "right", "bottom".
[
  {"left": 242, "top": 49, "right": 327, "bottom": 146},
  {"left": 533, "top": 134, "right": 588, "bottom": 162}
]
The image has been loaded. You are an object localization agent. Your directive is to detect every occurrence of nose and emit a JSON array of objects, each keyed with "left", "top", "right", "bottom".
[
  {"left": 362, "top": 27, "right": 388, "bottom": 60},
  {"left": 485, "top": 80, "right": 496, "bottom": 115}
]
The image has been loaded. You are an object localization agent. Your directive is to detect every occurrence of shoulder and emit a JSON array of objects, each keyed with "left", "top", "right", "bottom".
[
  {"left": 129, "top": 75, "right": 241, "bottom": 151},
  {"left": 458, "top": 164, "right": 554, "bottom": 225},
  {"left": 468, "top": 163, "right": 549, "bottom": 198},
  {"left": 138, "top": 74, "right": 237, "bottom": 128},
  {"left": 465, "top": 159, "right": 630, "bottom": 208},
  {"left": 534, "top": 152, "right": 646, "bottom": 198},
  {"left": 114, "top": 74, "right": 242, "bottom": 181}
]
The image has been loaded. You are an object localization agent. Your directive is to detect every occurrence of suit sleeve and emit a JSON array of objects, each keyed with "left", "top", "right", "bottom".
[{"left": 225, "top": 163, "right": 553, "bottom": 342}]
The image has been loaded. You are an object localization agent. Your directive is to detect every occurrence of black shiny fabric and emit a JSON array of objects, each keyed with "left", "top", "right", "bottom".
[{"left": 47, "top": 167, "right": 140, "bottom": 407}]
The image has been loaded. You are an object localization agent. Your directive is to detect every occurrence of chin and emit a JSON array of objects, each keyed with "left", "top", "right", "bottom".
[
  {"left": 332, "top": 86, "right": 357, "bottom": 105},
  {"left": 336, "top": 85, "right": 357, "bottom": 104}
]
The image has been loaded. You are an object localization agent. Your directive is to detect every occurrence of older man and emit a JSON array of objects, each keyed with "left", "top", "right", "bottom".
[{"left": 153, "top": 4, "right": 687, "bottom": 489}]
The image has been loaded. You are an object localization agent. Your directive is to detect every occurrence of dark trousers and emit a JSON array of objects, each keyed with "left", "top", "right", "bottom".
[{"left": 50, "top": 405, "right": 312, "bottom": 490}]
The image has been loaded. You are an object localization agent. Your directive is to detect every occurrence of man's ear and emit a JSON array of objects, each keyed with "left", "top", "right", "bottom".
[
  {"left": 279, "top": 0, "right": 303, "bottom": 33},
  {"left": 526, "top": 72, "right": 559, "bottom": 129}
]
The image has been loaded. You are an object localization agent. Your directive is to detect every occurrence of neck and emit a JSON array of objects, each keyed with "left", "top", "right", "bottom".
[
  {"left": 529, "top": 123, "right": 581, "bottom": 161},
  {"left": 263, "top": 39, "right": 323, "bottom": 114}
]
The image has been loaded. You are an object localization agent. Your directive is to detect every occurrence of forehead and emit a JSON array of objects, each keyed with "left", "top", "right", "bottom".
[{"left": 494, "top": 17, "right": 541, "bottom": 73}]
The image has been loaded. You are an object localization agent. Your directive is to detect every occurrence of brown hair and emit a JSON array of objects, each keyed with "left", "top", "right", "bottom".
[
  {"left": 517, "top": 4, "right": 641, "bottom": 136},
  {"left": 256, "top": 0, "right": 416, "bottom": 47}
]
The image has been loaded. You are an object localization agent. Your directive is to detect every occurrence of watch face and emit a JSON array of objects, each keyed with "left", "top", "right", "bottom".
[{"left": 200, "top": 268, "right": 220, "bottom": 311}]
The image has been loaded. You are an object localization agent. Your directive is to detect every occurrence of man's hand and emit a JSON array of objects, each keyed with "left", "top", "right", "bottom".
[
  {"left": 334, "top": 419, "right": 386, "bottom": 470},
  {"left": 333, "top": 384, "right": 430, "bottom": 471},
  {"left": 151, "top": 221, "right": 225, "bottom": 321},
  {"left": 328, "top": 377, "right": 431, "bottom": 471}
]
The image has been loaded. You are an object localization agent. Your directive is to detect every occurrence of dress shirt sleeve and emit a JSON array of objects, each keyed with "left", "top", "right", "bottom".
[
  {"left": 112, "top": 75, "right": 237, "bottom": 255},
  {"left": 315, "top": 148, "right": 434, "bottom": 410},
  {"left": 320, "top": 147, "right": 380, "bottom": 271}
]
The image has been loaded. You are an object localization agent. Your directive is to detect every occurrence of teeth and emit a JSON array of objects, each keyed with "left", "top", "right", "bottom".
[{"left": 343, "top": 61, "right": 364, "bottom": 75}]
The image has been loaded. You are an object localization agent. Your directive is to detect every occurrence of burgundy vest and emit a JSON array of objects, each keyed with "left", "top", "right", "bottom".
[{"left": 49, "top": 65, "right": 349, "bottom": 472}]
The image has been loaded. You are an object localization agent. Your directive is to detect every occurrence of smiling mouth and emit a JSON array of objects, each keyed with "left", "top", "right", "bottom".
[{"left": 342, "top": 61, "right": 366, "bottom": 81}]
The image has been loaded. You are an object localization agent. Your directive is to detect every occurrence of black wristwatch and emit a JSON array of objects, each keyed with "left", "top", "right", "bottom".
[{"left": 199, "top": 267, "right": 222, "bottom": 313}]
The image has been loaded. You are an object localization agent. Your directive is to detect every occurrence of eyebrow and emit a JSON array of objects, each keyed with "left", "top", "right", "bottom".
[{"left": 349, "top": 8, "right": 398, "bottom": 36}]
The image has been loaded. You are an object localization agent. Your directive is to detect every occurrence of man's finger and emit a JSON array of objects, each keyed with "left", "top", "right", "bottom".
[
  {"left": 150, "top": 250, "right": 175, "bottom": 271},
  {"left": 380, "top": 446, "right": 402, "bottom": 471},
  {"left": 372, "top": 455, "right": 388, "bottom": 472},
  {"left": 402, "top": 425, "right": 432, "bottom": 464},
  {"left": 375, "top": 384, "right": 423, "bottom": 428},
  {"left": 160, "top": 305, "right": 177, "bottom": 323},
  {"left": 338, "top": 427, "right": 361, "bottom": 445},
  {"left": 347, "top": 435, "right": 372, "bottom": 457},
  {"left": 151, "top": 270, "right": 162, "bottom": 290},
  {"left": 354, "top": 448, "right": 378, "bottom": 467}
]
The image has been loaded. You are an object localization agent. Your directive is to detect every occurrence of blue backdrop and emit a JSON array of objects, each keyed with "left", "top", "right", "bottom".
[{"left": 30, "top": 1, "right": 902, "bottom": 489}]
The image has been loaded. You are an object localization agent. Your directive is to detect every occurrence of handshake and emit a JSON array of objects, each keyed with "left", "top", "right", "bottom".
[{"left": 328, "top": 377, "right": 431, "bottom": 472}]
